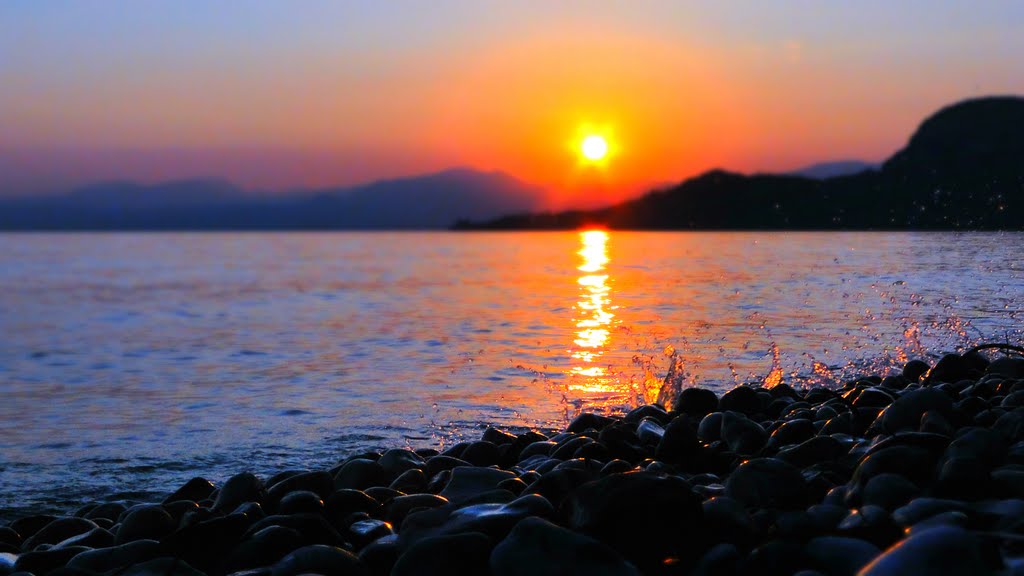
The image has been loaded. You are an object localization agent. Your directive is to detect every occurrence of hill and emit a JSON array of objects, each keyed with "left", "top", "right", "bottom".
[
  {"left": 459, "top": 96, "right": 1024, "bottom": 230},
  {"left": 0, "top": 168, "right": 544, "bottom": 230}
]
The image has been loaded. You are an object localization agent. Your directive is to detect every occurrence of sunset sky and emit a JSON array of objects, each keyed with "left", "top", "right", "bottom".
[{"left": 2, "top": 1, "right": 1023, "bottom": 206}]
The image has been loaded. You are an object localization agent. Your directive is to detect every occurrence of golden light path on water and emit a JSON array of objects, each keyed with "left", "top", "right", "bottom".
[{"left": 569, "top": 230, "right": 619, "bottom": 398}]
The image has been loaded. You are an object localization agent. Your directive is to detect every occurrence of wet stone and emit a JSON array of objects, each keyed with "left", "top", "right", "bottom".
[
  {"left": 391, "top": 532, "right": 490, "bottom": 576},
  {"left": 164, "top": 477, "right": 216, "bottom": 504},
  {"left": 214, "top": 473, "right": 267, "bottom": 512},
  {"left": 270, "top": 544, "right": 366, "bottom": 576},
  {"left": 859, "top": 526, "right": 996, "bottom": 576},
  {"left": 675, "top": 387, "right": 719, "bottom": 417},
  {"left": 22, "top": 517, "right": 97, "bottom": 550},
  {"left": 725, "top": 458, "right": 808, "bottom": 509},
  {"left": 491, "top": 517, "right": 640, "bottom": 576},
  {"left": 116, "top": 505, "right": 175, "bottom": 545},
  {"left": 277, "top": 490, "right": 324, "bottom": 515},
  {"left": 439, "top": 466, "right": 515, "bottom": 505}
]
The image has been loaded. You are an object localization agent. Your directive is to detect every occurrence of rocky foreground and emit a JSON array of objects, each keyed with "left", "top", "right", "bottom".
[{"left": 3, "top": 351, "right": 1024, "bottom": 576}]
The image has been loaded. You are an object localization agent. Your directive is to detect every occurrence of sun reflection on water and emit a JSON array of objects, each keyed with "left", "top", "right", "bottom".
[{"left": 569, "top": 230, "right": 620, "bottom": 399}]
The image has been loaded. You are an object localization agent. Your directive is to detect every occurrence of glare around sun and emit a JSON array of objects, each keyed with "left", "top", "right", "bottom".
[{"left": 581, "top": 135, "right": 608, "bottom": 161}]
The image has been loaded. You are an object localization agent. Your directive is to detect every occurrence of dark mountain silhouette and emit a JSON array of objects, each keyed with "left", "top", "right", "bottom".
[
  {"left": 791, "top": 160, "right": 877, "bottom": 179},
  {"left": 458, "top": 96, "right": 1024, "bottom": 230},
  {"left": 0, "top": 168, "right": 544, "bottom": 230}
]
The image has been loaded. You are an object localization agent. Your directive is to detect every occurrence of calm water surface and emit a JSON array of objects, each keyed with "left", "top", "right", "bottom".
[{"left": 0, "top": 231, "right": 1021, "bottom": 519}]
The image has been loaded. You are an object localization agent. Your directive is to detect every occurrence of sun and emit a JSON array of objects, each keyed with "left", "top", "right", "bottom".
[{"left": 581, "top": 135, "right": 608, "bottom": 161}]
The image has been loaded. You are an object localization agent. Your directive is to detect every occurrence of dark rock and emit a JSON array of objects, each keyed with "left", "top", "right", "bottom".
[
  {"left": 482, "top": 427, "right": 517, "bottom": 446},
  {"left": 926, "top": 354, "right": 976, "bottom": 384},
  {"left": 363, "top": 486, "right": 402, "bottom": 504},
  {"left": 600, "top": 459, "right": 634, "bottom": 475},
  {"left": 325, "top": 490, "right": 382, "bottom": 524},
  {"left": 53, "top": 527, "right": 114, "bottom": 550},
  {"left": 358, "top": 534, "right": 398, "bottom": 576},
  {"left": 517, "top": 441, "right": 556, "bottom": 462},
  {"left": 162, "top": 513, "right": 251, "bottom": 571},
  {"left": 920, "top": 410, "right": 954, "bottom": 435},
  {"left": 11, "top": 515, "right": 56, "bottom": 540},
  {"left": 740, "top": 539, "right": 804, "bottom": 576},
  {"left": 564, "top": 471, "right": 703, "bottom": 572},
  {"left": 385, "top": 494, "right": 449, "bottom": 529},
  {"left": 214, "top": 473, "right": 267, "bottom": 512},
  {"left": 988, "top": 357, "right": 1024, "bottom": 379},
  {"left": 690, "top": 542, "right": 739, "bottom": 576},
  {"left": 220, "top": 525, "right": 304, "bottom": 574},
  {"left": 164, "top": 477, "right": 216, "bottom": 504},
  {"left": 635, "top": 418, "right": 666, "bottom": 445},
  {"left": 675, "top": 388, "right": 719, "bottom": 417},
  {"left": 13, "top": 546, "right": 89, "bottom": 574},
  {"left": 333, "top": 459, "right": 388, "bottom": 491},
  {"left": 277, "top": 490, "right": 324, "bottom": 515},
  {"left": 22, "top": 517, "right": 97, "bottom": 550},
  {"left": 719, "top": 386, "right": 762, "bottom": 415},
  {"left": 872, "top": 388, "right": 955, "bottom": 434},
  {"left": 777, "top": 436, "right": 846, "bottom": 468},
  {"left": 861, "top": 473, "right": 919, "bottom": 510},
  {"left": 935, "top": 457, "right": 990, "bottom": 500},
  {"left": 245, "top": 514, "right": 342, "bottom": 547},
  {"left": 66, "top": 539, "right": 163, "bottom": 573},
  {"left": 903, "top": 360, "right": 931, "bottom": 382},
  {"left": 836, "top": 506, "right": 902, "bottom": 549},
  {"left": 269, "top": 544, "right": 367, "bottom": 576},
  {"left": 85, "top": 503, "right": 127, "bottom": 523},
  {"left": 523, "top": 468, "right": 595, "bottom": 508},
  {"left": 491, "top": 517, "right": 640, "bottom": 576},
  {"left": 698, "top": 412, "right": 725, "bottom": 441},
  {"left": 116, "top": 506, "right": 175, "bottom": 544},
  {"left": 701, "top": 496, "right": 756, "bottom": 547},
  {"left": 625, "top": 404, "right": 670, "bottom": 424},
  {"left": 550, "top": 437, "right": 593, "bottom": 460},
  {"left": 424, "top": 455, "right": 472, "bottom": 478},
  {"left": 851, "top": 446, "right": 936, "bottom": 489},
  {"left": 0, "top": 528, "right": 20, "bottom": 549},
  {"left": 803, "top": 536, "right": 880, "bottom": 576},
  {"left": 347, "top": 519, "right": 393, "bottom": 549},
  {"left": 439, "top": 466, "right": 515, "bottom": 505},
  {"left": 267, "top": 471, "right": 333, "bottom": 509},
  {"left": 391, "top": 532, "right": 491, "bottom": 576},
  {"left": 566, "top": 413, "right": 615, "bottom": 433},
  {"left": 853, "top": 388, "right": 895, "bottom": 408},
  {"left": 767, "top": 418, "right": 815, "bottom": 449},
  {"left": 720, "top": 412, "right": 767, "bottom": 455},
  {"left": 376, "top": 449, "right": 425, "bottom": 477},
  {"left": 399, "top": 493, "right": 553, "bottom": 549},
  {"left": 725, "top": 458, "right": 807, "bottom": 509},
  {"left": 859, "top": 526, "right": 996, "bottom": 575},
  {"left": 389, "top": 469, "right": 427, "bottom": 493},
  {"left": 496, "top": 478, "right": 527, "bottom": 496},
  {"left": 654, "top": 416, "right": 700, "bottom": 467}
]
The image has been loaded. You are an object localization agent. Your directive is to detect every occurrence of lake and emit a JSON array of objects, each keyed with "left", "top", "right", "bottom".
[{"left": 0, "top": 231, "right": 1021, "bottom": 519}]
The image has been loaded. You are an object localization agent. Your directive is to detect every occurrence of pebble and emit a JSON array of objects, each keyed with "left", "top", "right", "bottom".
[{"left": 491, "top": 517, "right": 640, "bottom": 576}]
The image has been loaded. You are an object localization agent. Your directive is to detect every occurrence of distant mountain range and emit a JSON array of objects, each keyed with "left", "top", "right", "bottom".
[
  {"left": 458, "top": 96, "right": 1024, "bottom": 230},
  {"left": 3, "top": 96, "right": 1021, "bottom": 231},
  {"left": 0, "top": 168, "right": 545, "bottom": 230},
  {"left": 790, "top": 160, "right": 877, "bottom": 180}
]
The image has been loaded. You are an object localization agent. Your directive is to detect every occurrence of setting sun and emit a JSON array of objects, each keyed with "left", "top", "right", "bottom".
[{"left": 581, "top": 135, "right": 609, "bottom": 161}]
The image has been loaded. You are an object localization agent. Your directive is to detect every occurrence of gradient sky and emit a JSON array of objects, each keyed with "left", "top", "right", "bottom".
[{"left": 2, "top": 1, "right": 1023, "bottom": 206}]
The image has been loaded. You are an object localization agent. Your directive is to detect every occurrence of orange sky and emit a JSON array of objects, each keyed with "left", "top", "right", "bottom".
[{"left": 2, "top": 3, "right": 1023, "bottom": 205}]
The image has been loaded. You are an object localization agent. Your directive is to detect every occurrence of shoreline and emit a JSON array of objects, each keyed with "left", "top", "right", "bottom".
[{"left": 3, "top": 352, "right": 1024, "bottom": 575}]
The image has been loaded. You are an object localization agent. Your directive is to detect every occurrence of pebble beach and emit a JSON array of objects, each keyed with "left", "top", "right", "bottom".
[{"left": 3, "top": 350, "right": 1024, "bottom": 576}]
